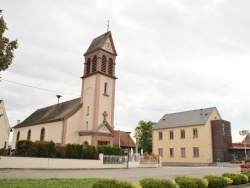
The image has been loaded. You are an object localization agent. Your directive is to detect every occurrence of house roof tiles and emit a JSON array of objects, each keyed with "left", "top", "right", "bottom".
[
  {"left": 14, "top": 98, "right": 81, "bottom": 128},
  {"left": 153, "top": 107, "right": 217, "bottom": 130}
]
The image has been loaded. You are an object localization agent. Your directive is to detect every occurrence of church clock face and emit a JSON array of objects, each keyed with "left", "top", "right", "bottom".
[{"left": 104, "top": 42, "right": 111, "bottom": 51}]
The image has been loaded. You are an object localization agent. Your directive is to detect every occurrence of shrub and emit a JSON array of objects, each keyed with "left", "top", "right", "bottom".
[
  {"left": 223, "top": 177, "right": 233, "bottom": 186},
  {"left": 92, "top": 179, "right": 134, "bottom": 188},
  {"left": 140, "top": 178, "right": 179, "bottom": 188},
  {"left": 65, "top": 144, "right": 84, "bottom": 159},
  {"left": 231, "top": 159, "right": 242, "bottom": 163},
  {"left": 245, "top": 159, "right": 250, "bottom": 163},
  {"left": 16, "top": 140, "right": 33, "bottom": 156},
  {"left": 242, "top": 172, "right": 250, "bottom": 182},
  {"left": 34, "top": 140, "right": 56, "bottom": 158},
  {"left": 204, "top": 175, "right": 227, "bottom": 188},
  {"left": 175, "top": 176, "right": 208, "bottom": 188},
  {"left": 222, "top": 173, "right": 248, "bottom": 185},
  {"left": 0, "top": 148, "right": 8, "bottom": 155}
]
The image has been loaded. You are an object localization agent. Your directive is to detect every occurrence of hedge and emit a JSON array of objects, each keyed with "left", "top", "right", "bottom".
[
  {"left": 222, "top": 173, "right": 248, "bottom": 185},
  {"left": 15, "top": 140, "right": 123, "bottom": 159},
  {"left": 140, "top": 178, "right": 179, "bottom": 188},
  {"left": 175, "top": 176, "right": 208, "bottom": 188},
  {"left": 204, "top": 175, "right": 227, "bottom": 188},
  {"left": 92, "top": 179, "right": 134, "bottom": 188}
]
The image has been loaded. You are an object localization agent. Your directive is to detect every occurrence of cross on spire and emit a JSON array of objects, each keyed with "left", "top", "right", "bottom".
[
  {"left": 106, "top": 19, "right": 110, "bottom": 32},
  {"left": 102, "top": 111, "right": 108, "bottom": 122}
]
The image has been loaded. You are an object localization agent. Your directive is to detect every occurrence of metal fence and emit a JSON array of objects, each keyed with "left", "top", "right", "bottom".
[{"left": 103, "top": 155, "right": 126, "bottom": 164}]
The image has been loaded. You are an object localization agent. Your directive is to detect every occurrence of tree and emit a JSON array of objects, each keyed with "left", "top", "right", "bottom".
[
  {"left": 135, "top": 120, "right": 155, "bottom": 154},
  {"left": 0, "top": 10, "right": 18, "bottom": 71}
]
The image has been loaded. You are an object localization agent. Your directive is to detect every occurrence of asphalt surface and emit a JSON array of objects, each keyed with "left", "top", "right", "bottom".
[{"left": 0, "top": 166, "right": 242, "bottom": 184}]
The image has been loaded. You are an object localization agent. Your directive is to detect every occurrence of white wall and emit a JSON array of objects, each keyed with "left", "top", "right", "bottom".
[{"left": 0, "top": 154, "right": 127, "bottom": 169}]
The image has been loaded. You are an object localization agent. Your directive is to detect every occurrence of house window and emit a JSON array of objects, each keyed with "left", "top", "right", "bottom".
[
  {"left": 158, "top": 148, "right": 163, "bottom": 157},
  {"left": 83, "top": 141, "right": 89, "bottom": 145},
  {"left": 4, "top": 141, "right": 7, "bottom": 149},
  {"left": 27, "top": 129, "right": 31, "bottom": 140},
  {"left": 181, "top": 147, "right": 186, "bottom": 158},
  {"left": 169, "top": 130, "right": 174, "bottom": 139},
  {"left": 40, "top": 128, "right": 45, "bottom": 141},
  {"left": 108, "top": 58, "right": 113, "bottom": 75},
  {"left": 101, "top": 55, "right": 106, "bottom": 73},
  {"left": 193, "top": 128, "right": 198, "bottom": 138},
  {"left": 193, "top": 147, "right": 199, "bottom": 158},
  {"left": 159, "top": 131, "right": 163, "bottom": 140},
  {"left": 181, "top": 129, "right": 185, "bottom": 139},
  {"left": 86, "top": 58, "right": 91, "bottom": 74},
  {"left": 92, "top": 55, "right": 97, "bottom": 72},
  {"left": 170, "top": 148, "right": 174, "bottom": 157},
  {"left": 86, "top": 121, "right": 88, "bottom": 130},
  {"left": 17, "top": 131, "right": 20, "bottom": 141}
]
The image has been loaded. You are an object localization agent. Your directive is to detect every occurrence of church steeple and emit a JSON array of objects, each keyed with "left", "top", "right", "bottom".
[
  {"left": 80, "top": 32, "right": 117, "bottom": 146},
  {"left": 82, "top": 31, "right": 117, "bottom": 78}
]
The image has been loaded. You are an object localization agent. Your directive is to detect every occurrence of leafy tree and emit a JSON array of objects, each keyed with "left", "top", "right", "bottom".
[
  {"left": 0, "top": 10, "right": 18, "bottom": 71},
  {"left": 135, "top": 120, "right": 155, "bottom": 153}
]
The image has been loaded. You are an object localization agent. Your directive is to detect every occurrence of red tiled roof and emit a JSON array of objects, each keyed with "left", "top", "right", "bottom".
[
  {"left": 113, "top": 130, "right": 136, "bottom": 147},
  {"left": 231, "top": 143, "right": 250, "bottom": 149}
]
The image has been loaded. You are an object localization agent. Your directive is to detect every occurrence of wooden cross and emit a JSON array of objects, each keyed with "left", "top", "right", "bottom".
[{"left": 102, "top": 111, "right": 108, "bottom": 122}]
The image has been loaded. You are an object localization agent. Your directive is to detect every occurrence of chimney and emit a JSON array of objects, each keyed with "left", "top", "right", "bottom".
[{"left": 17, "top": 120, "right": 21, "bottom": 124}]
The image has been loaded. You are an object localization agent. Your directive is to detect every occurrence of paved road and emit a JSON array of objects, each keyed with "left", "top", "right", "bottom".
[{"left": 0, "top": 166, "right": 241, "bottom": 184}]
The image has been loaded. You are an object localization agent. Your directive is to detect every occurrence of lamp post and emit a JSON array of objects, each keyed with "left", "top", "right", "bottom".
[{"left": 126, "top": 131, "right": 131, "bottom": 169}]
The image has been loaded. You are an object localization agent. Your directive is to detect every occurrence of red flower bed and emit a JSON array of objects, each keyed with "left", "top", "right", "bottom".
[{"left": 241, "top": 163, "right": 250, "bottom": 169}]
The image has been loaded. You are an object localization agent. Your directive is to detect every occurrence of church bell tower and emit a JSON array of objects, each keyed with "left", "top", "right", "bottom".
[{"left": 78, "top": 31, "right": 117, "bottom": 146}]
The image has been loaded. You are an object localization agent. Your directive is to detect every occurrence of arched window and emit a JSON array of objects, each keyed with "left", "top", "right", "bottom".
[
  {"left": 86, "top": 121, "right": 88, "bottom": 130},
  {"left": 86, "top": 58, "right": 91, "bottom": 75},
  {"left": 17, "top": 131, "right": 20, "bottom": 141},
  {"left": 108, "top": 58, "right": 113, "bottom": 75},
  {"left": 104, "top": 82, "right": 108, "bottom": 95},
  {"left": 40, "top": 128, "right": 45, "bottom": 141},
  {"left": 83, "top": 141, "right": 89, "bottom": 145},
  {"left": 92, "top": 55, "right": 97, "bottom": 72},
  {"left": 101, "top": 55, "right": 106, "bottom": 73},
  {"left": 4, "top": 141, "right": 7, "bottom": 149},
  {"left": 27, "top": 129, "right": 31, "bottom": 140}
]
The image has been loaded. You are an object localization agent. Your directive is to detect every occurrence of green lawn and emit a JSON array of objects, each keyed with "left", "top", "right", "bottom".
[{"left": 0, "top": 178, "right": 101, "bottom": 188}]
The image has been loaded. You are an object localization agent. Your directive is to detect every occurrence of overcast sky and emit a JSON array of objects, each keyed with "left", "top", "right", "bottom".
[{"left": 1, "top": 0, "right": 250, "bottom": 142}]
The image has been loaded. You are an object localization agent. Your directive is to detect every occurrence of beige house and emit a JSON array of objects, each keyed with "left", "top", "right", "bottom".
[
  {"left": 0, "top": 100, "right": 11, "bottom": 149},
  {"left": 152, "top": 107, "right": 233, "bottom": 165},
  {"left": 12, "top": 31, "right": 122, "bottom": 148}
]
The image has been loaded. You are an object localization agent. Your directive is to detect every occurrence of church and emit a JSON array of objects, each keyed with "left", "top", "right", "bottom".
[{"left": 12, "top": 31, "right": 129, "bottom": 148}]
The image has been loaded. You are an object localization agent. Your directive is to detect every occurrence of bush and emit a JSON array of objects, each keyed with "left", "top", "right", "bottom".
[
  {"left": 92, "top": 179, "right": 134, "bottom": 188},
  {"left": 223, "top": 177, "right": 233, "bottom": 186},
  {"left": 245, "top": 159, "right": 250, "bottom": 163},
  {"left": 222, "top": 173, "right": 248, "bottom": 185},
  {"left": 242, "top": 172, "right": 250, "bottom": 182},
  {"left": 204, "top": 175, "right": 227, "bottom": 188},
  {"left": 34, "top": 140, "right": 56, "bottom": 158},
  {"left": 175, "top": 176, "right": 208, "bottom": 188},
  {"left": 16, "top": 140, "right": 33, "bottom": 156},
  {"left": 140, "top": 178, "right": 179, "bottom": 188}
]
